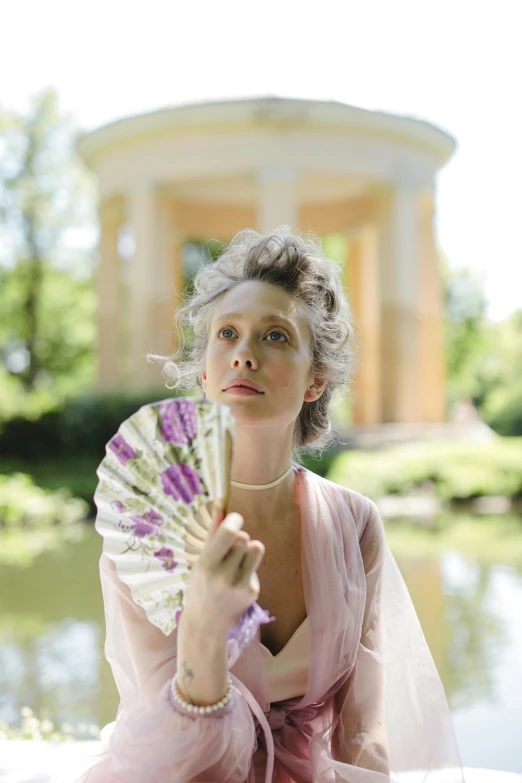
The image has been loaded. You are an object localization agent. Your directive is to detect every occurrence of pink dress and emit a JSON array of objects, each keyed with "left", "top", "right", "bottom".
[{"left": 76, "top": 463, "right": 466, "bottom": 782}]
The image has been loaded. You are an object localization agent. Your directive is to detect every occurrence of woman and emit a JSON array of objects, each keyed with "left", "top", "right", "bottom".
[{"left": 78, "top": 228, "right": 466, "bottom": 782}]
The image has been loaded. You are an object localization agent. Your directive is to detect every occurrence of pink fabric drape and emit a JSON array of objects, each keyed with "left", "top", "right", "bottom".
[{"left": 75, "top": 463, "right": 466, "bottom": 782}]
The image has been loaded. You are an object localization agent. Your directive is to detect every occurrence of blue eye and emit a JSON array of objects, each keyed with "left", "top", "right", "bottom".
[{"left": 217, "top": 328, "right": 288, "bottom": 342}]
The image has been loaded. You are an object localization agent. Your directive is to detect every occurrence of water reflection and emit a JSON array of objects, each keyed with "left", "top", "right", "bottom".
[
  {"left": 396, "top": 554, "right": 507, "bottom": 710},
  {"left": 0, "top": 620, "right": 101, "bottom": 726},
  {"left": 0, "top": 520, "right": 521, "bottom": 771},
  {"left": 447, "top": 556, "right": 522, "bottom": 772},
  {"left": 0, "top": 528, "right": 119, "bottom": 730},
  {"left": 442, "top": 555, "right": 507, "bottom": 709}
]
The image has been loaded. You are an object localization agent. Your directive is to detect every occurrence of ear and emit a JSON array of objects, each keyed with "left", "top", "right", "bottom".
[{"left": 304, "top": 378, "right": 327, "bottom": 403}]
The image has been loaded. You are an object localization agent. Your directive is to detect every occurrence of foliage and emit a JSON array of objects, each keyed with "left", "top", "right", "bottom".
[
  {"left": 0, "top": 472, "right": 90, "bottom": 565},
  {"left": 0, "top": 362, "right": 61, "bottom": 423},
  {"left": 0, "top": 472, "right": 88, "bottom": 528},
  {"left": 0, "top": 86, "right": 96, "bottom": 394},
  {"left": 480, "top": 311, "right": 522, "bottom": 436},
  {"left": 0, "top": 260, "right": 97, "bottom": 403},
  {"left": 441, "top": 255, "right": 522, "bottom": 436},
  {"left": 181, "top": 238, "right": 227, "bottom": 299},
  {"left": 441, "top": 255, "right": 491, "bottom": 409},
  {"left": 0, "top": 388, "right": 190, "bottom": 519},
  {"left": 0, "top": 455, "right": 99, "bottom": 514},
  {"left": 299, "top": 447, "right": 339, "bottom": 478},
  {"left": 327, "top": 438, "right": 522, "bottom": 500},
  {"left": 0, "top": 387, "right": 183, "bottom": 460}
]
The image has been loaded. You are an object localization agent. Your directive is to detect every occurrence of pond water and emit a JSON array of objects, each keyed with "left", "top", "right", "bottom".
[{"left": 1, "top": 518, "right": 521, "bottom": 775}]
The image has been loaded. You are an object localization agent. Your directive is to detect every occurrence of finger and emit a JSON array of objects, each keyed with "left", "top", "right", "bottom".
[
  {"left": 201, "top": 512, "right": 244, "bottom": 567},
  {"left": 221, "top": 536, "right": 248, "bottom": 576},
  {"left": 220, "top": 530, "right": 250, "bottom": 560},
  {"left": 209, "top": 501, "right": 225, "bottom": 537},
  {"left": 235, "top": 543, "right": 265, "bottom": 589}
]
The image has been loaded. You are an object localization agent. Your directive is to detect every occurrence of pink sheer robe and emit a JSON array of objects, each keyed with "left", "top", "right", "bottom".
[{"left": 76, "top": 463, "right": 466, "bottom": 782}]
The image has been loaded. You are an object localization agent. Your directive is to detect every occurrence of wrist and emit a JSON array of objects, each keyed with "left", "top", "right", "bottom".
[
  {"left": 179, "top": 606, "right": 230, "bottom": 644},
  {"left": 171, "top": 672, "right": 234, "bottom": 714}
]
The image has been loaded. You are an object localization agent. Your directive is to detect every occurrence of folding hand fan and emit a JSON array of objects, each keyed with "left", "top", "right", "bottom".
[{"left": 93, "top": 395, "right": 274, "bottom": 666}]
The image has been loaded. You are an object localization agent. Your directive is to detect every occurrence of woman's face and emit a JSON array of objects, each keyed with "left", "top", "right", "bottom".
[{"left": 201, "top": 280, "right": 324, "bottom": 429}]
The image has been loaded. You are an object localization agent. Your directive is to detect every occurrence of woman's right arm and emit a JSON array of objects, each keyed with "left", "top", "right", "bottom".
[
  {"left": 175, "top": 509, "right": 263, "bottom": 708},
  {"left": 75, "top": 510, "right": 265, "bottom": 783}
]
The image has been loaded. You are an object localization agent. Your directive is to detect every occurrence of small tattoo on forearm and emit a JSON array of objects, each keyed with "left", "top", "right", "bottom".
[{"left": 181, "top": 660, "right": 195, "bottom": 704}]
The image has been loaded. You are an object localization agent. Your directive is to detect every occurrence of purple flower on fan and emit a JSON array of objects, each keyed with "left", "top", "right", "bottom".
[
  {"left": 108, "top": 434, "right": 136, "bottom": 465},
  {"left": 158, "top": 399, "right": 197, "bottom": 446},
  {"left": 161, "top": 463, "right": 202, "bottom": 503},
  {"left": 154, "top": 547, "right": 178, "bottom": 572},
  {"left": 129, "top": 508, "right": 163, "bottom": 538}
]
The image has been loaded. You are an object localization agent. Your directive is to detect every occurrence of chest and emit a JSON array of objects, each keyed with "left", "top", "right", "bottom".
[{"left": 246, "top": 519, "right": 307, "bottom": 657}]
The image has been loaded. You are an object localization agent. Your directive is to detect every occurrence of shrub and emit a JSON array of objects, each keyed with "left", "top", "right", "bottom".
[
  {"left": 0, "top": 387, "right": 184, "bottom": 461},
  {"left": 0, "top": 473, "right": 88, "bottom": 527},
  {"left": 327, "top": 438, "right": 522, "bottom": 501}
]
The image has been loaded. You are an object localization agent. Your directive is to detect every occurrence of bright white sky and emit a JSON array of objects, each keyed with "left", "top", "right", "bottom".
[{"left": 1, "top": 0, "right": 520, "bottom": 322}]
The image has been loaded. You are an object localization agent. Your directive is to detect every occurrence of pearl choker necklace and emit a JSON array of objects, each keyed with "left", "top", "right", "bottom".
[{"left": 230, "top": 463, "right": 294, "bottom": 490}]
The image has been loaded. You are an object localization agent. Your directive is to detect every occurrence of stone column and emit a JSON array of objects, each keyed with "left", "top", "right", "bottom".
[
  {"left": 376, "top": 184, "right": 422, "bottom": 422},
  {"left": 346, "top": 225, "right": 381, "bottom": 425},
  {"left": 156, "top": 193, "right": 183, "bottom": 360},
  {"left": 256, "top": 166, "right": 299, "bottom": 233},
  {"left": 97, "top": 196, "right": 123, "bottom": 392},
  {"left": 418, "top": 190, "right": 446, "bottom": 421},
  {"left": 125, "top": 184, "right": 180, "bottom": 391},
  {"left": 168, "top": 200, "right": 186, "bottom": 358}
]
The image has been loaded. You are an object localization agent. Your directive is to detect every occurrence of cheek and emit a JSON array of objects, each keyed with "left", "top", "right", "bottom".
[
  {"left": 272, "top": 358, "right": 303, "bottom": 388},
  {"left": 204, "top": 344, "right": 222, "bottom": 368}
]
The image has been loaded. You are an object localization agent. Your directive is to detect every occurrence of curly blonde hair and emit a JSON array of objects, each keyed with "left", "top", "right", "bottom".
[{"left": 147, "top": 226, "right": 359, "bottom": 459}]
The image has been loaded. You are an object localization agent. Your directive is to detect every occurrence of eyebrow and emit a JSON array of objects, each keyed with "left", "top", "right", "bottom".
[{"left": 213, "top": 312, "right": 298, "bottom": 334}]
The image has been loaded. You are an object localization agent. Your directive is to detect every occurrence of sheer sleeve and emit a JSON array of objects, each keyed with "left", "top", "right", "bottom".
[
  {"left": 328, "top": 494, "right": 465, "bottom": 782},
  {"left": 75, "top": 553, "right": 257, "bottom": 783},
  {"left": 331, "top": 498, "right": 390, "bottom": 778}
]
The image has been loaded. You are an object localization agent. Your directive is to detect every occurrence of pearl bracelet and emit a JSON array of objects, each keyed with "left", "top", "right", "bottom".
[{"left": 171, "top": 673, "right": 234, "bottom": 715}]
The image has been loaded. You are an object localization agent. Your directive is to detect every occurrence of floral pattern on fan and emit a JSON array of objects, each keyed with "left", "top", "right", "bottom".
[{"left": 94, "top": 396, "right": 274, "bottom": 667}]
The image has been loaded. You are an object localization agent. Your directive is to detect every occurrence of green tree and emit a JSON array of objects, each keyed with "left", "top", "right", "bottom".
[
  {"left": 480, "top": 310, "right": 522, "bottom": 435},
  {"left": 441, "top": 253, "right": 522, "bottom": 434},
  {"left": 0, "top": 87, "right": 96, "bottom": 396},
  {"left": 441, "top": 254, "right": 492, "bottom": 409},
  {"left": 0, "top": 262, "right": 96, "bottom": 403}
]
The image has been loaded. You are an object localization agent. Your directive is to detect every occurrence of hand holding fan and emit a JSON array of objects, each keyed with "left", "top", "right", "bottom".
[{"left": 93, "top": 395, "right": 274, "bottom": 667}]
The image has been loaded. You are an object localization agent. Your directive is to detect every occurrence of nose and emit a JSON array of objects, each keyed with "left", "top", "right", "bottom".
[{"left": 231, "top": 335, "right": 258, "bottom": 370}]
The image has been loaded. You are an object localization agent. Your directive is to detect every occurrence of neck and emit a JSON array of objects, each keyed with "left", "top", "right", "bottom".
[
  {"left": 223, "top": 422, "right": 297, "bottom": 526},
  {"left": 227, "top": 467, "right": 297, "bottom": 530}
]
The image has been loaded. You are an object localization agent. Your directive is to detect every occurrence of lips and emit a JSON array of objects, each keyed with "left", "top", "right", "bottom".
[{"left": 223, "top": 379, "right": 264, "bottom": 393}]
